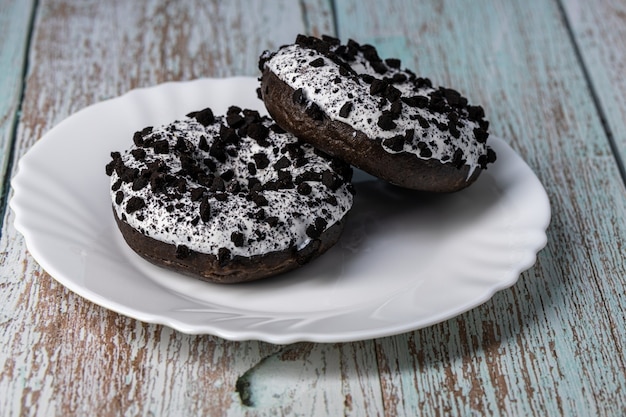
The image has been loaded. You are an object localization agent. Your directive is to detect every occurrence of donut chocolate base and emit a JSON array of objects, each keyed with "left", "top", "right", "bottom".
[
  {"left": 114, "top": 208, "right": 346, "bottom": 284},
  {"left": 261, "top": 70, "right": 481, "bottom": 192}
]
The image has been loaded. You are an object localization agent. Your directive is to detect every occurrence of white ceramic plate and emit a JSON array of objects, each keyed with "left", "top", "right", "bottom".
[{"left": 10, "top": 77, "right": 550, "bottom": 344}]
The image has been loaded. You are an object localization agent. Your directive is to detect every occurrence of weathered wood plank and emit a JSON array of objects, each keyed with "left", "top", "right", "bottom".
[
  {"left": 0, "top": 1, "right": 386, "bottom": 416},
  {"left": 335, "top": 0, "right": 626, "bottom": 415},
  {"left": 4, "top": 0, "right": 626, "bottom": 416},
  {"left": 0, "top": 0, "right": 35, "bottom": 220},
  {"left": 561, "top": 0, "right": 626, "bottom": 175},
  {"left": 231, "top": 342, "right": 383, "bottom": 416}
]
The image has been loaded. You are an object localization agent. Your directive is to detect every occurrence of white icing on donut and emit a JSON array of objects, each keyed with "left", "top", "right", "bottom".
[
  {"left": 109, "top": 112, "right": 353, "bottom": 258},
  {"left": 263, "top": 42, "right": 490, "bottom": 177}
]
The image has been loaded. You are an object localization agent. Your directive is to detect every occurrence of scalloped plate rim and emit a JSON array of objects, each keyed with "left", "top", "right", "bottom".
[{"left": 10, "top": 77, "right": 550, "bottom": 343}]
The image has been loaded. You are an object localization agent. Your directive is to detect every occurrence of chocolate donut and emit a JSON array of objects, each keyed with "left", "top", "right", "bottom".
[
  {"left": 259, "top": 35, "right": 496, "bottom": 192},
  {"left": 105, "top": 107, "right": 354, "bottom": 284}
]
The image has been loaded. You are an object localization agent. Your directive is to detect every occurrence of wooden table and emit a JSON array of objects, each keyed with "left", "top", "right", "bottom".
[{"left": 1, "top": 0, "right": 625, "bottom": 415}]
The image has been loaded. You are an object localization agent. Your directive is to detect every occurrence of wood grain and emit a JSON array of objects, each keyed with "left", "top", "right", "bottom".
[
  {"left": 561, "top": 0, "right": 626, "bottom": 174},
  {"left": 2, "top": 0, "right": 626, "bottom": 416},
  {"left": 0, "top": 0, "right": 35, "bottom": 217},
  {"left": 0, "top": 1, "right": 376, "bottom": 416},
  {"left": 335, "top": 0, "right": 626, "bottom": 415}
]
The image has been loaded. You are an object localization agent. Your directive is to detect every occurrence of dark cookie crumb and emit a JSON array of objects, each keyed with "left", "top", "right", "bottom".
[
  {"left": 105, "top": 153, "right": 120, "bottom": 176},
  {"left": 449, "top": 123, "right": 461, "bottom": 139},
  {"left": 383, "top": 85, "right": 401, "bottom": 102},
  {"left": 188, "top": 107, "right": 215, "bottom": 126},
  {"left": 210, "top": 176, "right": 226, "bottom": 192},
  {"left": 306, "top": 217, "right": 328, "bottom": 239},
  {"left": 269, "top": 123, "right": 286, "bottom": 134},
  {"left": 321, "top": 170, "right": 341, "bottom": 191},
  {"left": 252, "top": 152, "right": 270, "bottom": 169},
  {"left": 360, "top": 74, "right": 374, "bottom": 84},
  {"left": 217, "top": 247, "right": 231, "bottom": 266},
  {"left": 339, "top": 101, "right": 353, "bottom": 118},
  {"left": 198, "top": 135, "right": 210, "bottom": 151},
  {"left": 247, "top": 162, "right": 257, "bottom": 176},
  {"left": 273, "top": 155, "right": 291, "bottom": 170},
  {"left": 126, "top": 196, "right": 145, "bottom": 213},
  {"left": 152, "top": 140, "right": 169, "bottom": 154},
  {"left": 226, "top": 112, "right": 245, "bottom": 128},
  {"left": 292, "top": 88, "right": 306, "bottom": 105},
  {"left": 190, "top": 187, "right": 205, "bottom": 202},
  {"left": 199, "top": 196, "right": 211, "bottom": 222},
  {"left": 467, "top": 105, "right": 485, "bottom": 121},
  {"left": 389, "top": 100, "right": 403, "bottom": 118},
  {"left": 247, "top": 123, "right": 270, "bottom": 144},
  {"left": 220, "top": 169, "right": 235, "bottom": 182},
  {"left": 417, "top": 142, "right": 433, "bottom": 158},
  {"left": 248, "top": 177, "right": 262, "bottom": 192},
  {"left": 111, "top": 179, "right": 123, "bottom": 191},
  {"left": 309, "top": 57, "right": 325, "bottom": 67},
  {"left": 321, "top": 34, "right": 340, "bottom": 45},
  {"left": 473, "top": 128, "right": 489, "bottom": 143},
  {"left": 383, "top": 135, "right": 405, "bottom": 152},
  {"left": 131, "top": 148, "right": 146, "bottom": 161},
  {"left": 133, "top": 131, "right": 145, "bottom": 146},
  {"left": 402, "top": 95, "right": 429, "bottom": 108},
  {"left": 266, "top": 216, "right": 279, "bottom": 227},
  {"left": 385, "top": 58, "right": 401, "bottom": 68},
  {"left": 478, "top": 147, "right": 497, "bottom": 168},
  {"left": 231, "top": 232, "right": 245, "bottom": 247},
  {"left": 118, "top": 166, "right": 138, "bottom": 183},
  {"left": 132, "top": 176, "right": 149, "bottom": 191},
  {"left": 305, "top": 102, "right": 324, "bottom": 121},
  {"left": 377, "top": 113, "right": 397, "bottom": 130},
  {"left": 297, "top": 182, "right": 312, "bottom": 195},
  {"left": 176, "top": 245, "right": 190, "bottom": 259},
  {"left": 174, "top": 137, "right": 188, "bottom": 153},
  {"left": 250, "top": 192, "right": 269, "bottom": 207},
  {"left": 452, "top": 148, "right": 465, "bottom": 169},
  {"left": 416, "top": 114, "right": 430, "bottom": 129},
  {"left": 370, "top": 79, "right": 387, "bottom": 96},
  {"left": 220, "top": 125, "right": 240, "bottom": 144}
]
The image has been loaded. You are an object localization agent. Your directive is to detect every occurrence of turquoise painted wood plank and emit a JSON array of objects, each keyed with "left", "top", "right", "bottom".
[
  {"left": 0, "top": 1, "right": 384, "bottom": 416},
  {"left": 335, "top": 0, "right": 626, "bottom": 415},
  {"left": 0, "top": 0, "right": 35, "bottom": 215},
  {"left": 561, "top": 0, "right": 626, "bottom": 174},
  {"left": 232, "top": 342, "right": 384, "bottom": 416},
  {"left": 3, "top": 0, "right": 625, "bottom": 416}
]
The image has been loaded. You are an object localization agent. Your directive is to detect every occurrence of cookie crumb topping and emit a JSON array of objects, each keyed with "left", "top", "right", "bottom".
[
  {"left": 261, "top": 35, "right": 496, "bottom": 175},
  {"left": 107, "top": 107, "right": 353, "bottom": 258}
]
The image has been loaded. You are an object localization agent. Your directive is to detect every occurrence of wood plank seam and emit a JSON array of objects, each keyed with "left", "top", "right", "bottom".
[
  {"left": 556, "top": 0, "right": 626, "bottom": 187},
  {"left": 298, "top": 0, "right": 313, "bottom": 36},
  {"left": 328, "top": 0, "right": 340, "bottom": 37},
  {"left": 0, "top": 0, "right": 40, "bottom": 239},
  {"left": 299, "top": 0, "right": 338, "bottom": 37},
  {"left": 556, "top": 0, "right": 626, "bottom": 382}
]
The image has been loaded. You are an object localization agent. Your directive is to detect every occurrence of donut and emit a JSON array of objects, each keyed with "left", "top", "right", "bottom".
[
  {"left": 259, "top": 34, "right": 496, "bottom": 192},
  {"left": 105, "top": 106, "right": 354, "bottom": 284}
]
